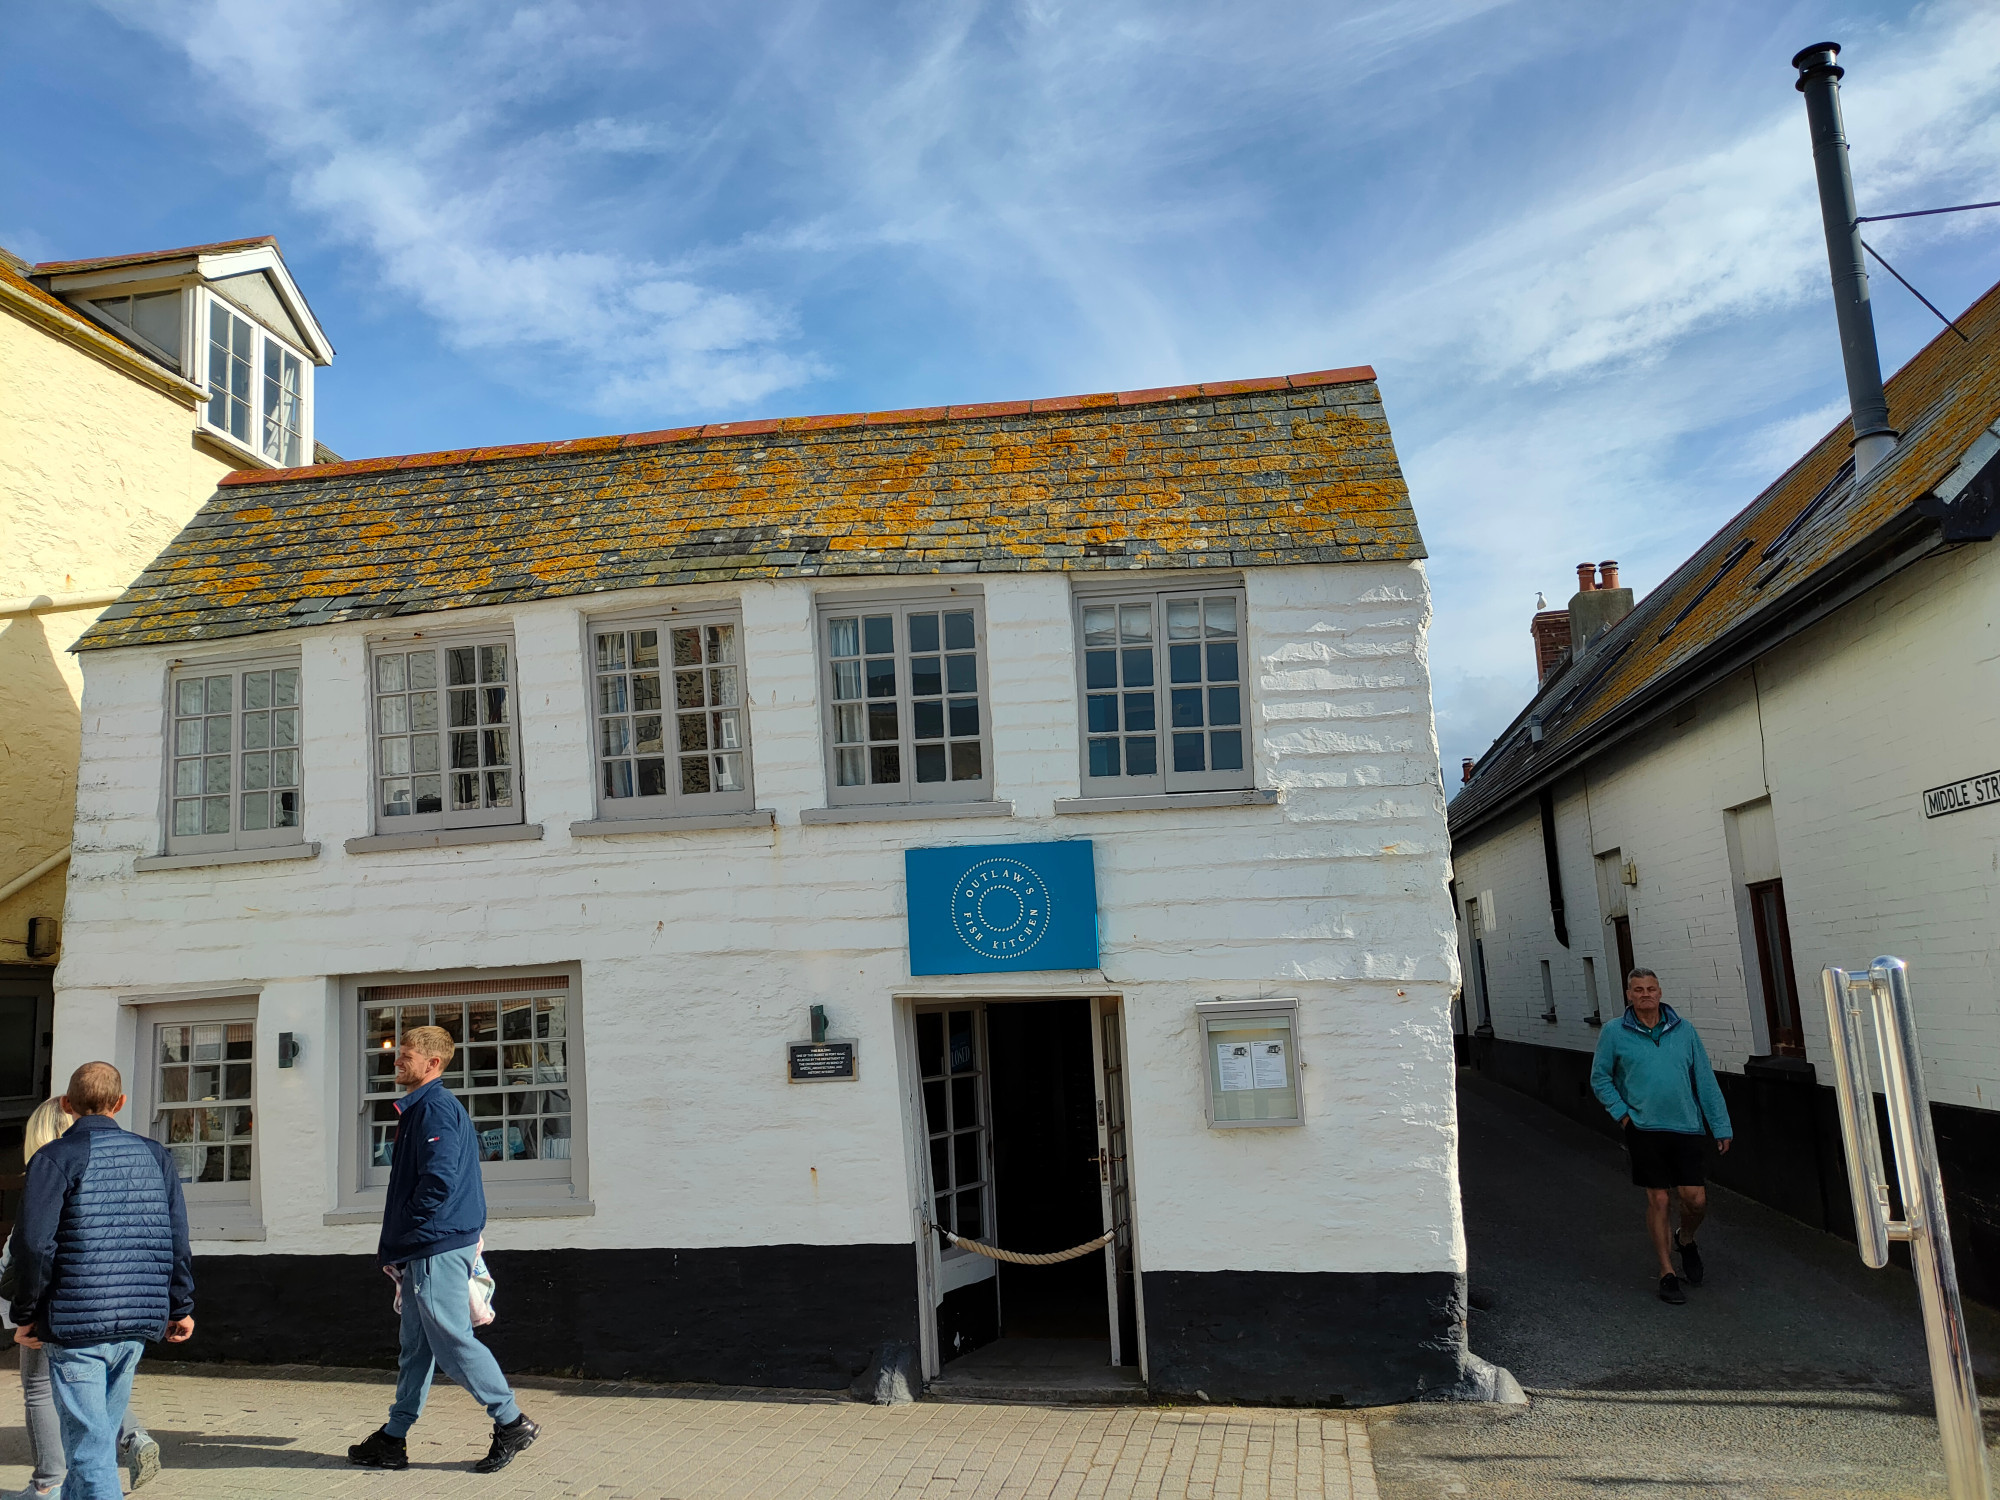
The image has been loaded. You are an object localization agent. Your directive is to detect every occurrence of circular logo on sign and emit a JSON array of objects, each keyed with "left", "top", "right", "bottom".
[{"left": 951, "top": 858, "right": 1051, "bottom": 961}]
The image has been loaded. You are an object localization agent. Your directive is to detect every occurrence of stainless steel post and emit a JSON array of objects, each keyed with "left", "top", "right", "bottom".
[{"left": 1821, "top": 958, "right": 1991, "bottom": 1499}]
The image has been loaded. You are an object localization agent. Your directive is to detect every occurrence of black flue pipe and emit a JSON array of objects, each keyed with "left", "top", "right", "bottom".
[{"left": 1792, "top": 42, "right": 1898, "bottom": 475}]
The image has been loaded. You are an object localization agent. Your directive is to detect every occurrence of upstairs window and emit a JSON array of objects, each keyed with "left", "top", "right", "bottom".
[
  {"left": 371, "top": 638, "right": 521, "bottom": 832},
  {"left": 1076, "top": 588, "right": 1251, "bottom": 794},
  {"left": 165, "top": 659, "right": 304, "bottom": 855},
  {"left": 591, "top": 612, "right": 754, "bottom": 817},
  {"left": 203, "top": 297, "right": 308, "bottom": 467},
  {"left": 819, "top": 598, "right": 991, "bottom": 806}
]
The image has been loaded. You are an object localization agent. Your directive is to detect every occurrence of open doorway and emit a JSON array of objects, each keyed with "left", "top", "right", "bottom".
[{"left": 915, "top": 996, "right": 1141, "bottom": 1398}]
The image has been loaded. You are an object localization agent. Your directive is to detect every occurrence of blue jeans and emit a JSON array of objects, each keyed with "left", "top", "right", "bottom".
[
  {"left": 45, "top": 1340, "right": 144, "bottom": 1500},
  {"left": 387, "top": 1245, "right": 520, "bottom": 1437},
  {"left": 20, "top": 1341, "right": 142, "bottom": 1491}
]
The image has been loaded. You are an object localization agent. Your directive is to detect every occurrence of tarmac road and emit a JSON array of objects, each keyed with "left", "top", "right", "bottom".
[{"left": 1367, "top": 1069, "right": 2000, "bottom": 1499}]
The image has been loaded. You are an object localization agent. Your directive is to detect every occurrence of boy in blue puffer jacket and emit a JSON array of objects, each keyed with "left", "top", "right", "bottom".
[
  {"left": 1590, "top": 969, "right": 1734, "bottom": 1304},
  {"left": 347, "top": 1025, "right": 539, "bottom": 1475},
  {"left": 9, "top": 1062, "right": 194, "bottom": 1500}
]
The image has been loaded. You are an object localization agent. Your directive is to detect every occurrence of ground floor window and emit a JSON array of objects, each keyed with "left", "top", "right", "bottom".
[
  {"left": 353, "top": 973, "right": 581, "bottom": 1193},
  {"left": 131, "top": 996, "right": 260, "bottom": 1235}
]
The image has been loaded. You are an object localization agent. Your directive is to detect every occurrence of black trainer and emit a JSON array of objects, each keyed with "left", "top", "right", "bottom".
[
  {"left": 1658, "top": 1273, "right": 1687, "bottom": 1305},
  {"left": 348, "top": 1427, "right": 410, "bottom": 1469},
  {"left": 1677, "top": 1236, "right": 1705, "bottom": 1286},
  {"left": 472, "top": 1414, "right": 540, "bottom": 1474}
]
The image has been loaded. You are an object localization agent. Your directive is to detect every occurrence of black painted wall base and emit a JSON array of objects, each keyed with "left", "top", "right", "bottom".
[
  {"left": 187, "top": 1243, "right": 919, "bottom": 1390},
  {"left": 1143, "top": 1269, "right": 1466, "bottom": 1407},
  {"left": 1461, "top": 1032, "right": 2000, "bottom": 1307}
]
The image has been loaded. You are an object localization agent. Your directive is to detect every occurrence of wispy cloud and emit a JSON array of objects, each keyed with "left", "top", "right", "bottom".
[{"left": 109, "top": 0, "right": 820, "bottom": 414}]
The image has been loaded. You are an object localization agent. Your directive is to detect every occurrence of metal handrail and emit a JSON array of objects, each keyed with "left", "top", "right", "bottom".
[{"left": 1821, "top": 958, "right": 1991, "bottom": 1499}]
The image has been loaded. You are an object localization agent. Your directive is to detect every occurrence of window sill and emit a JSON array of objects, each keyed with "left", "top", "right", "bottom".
[
  {"left": 1052, "top": 789, "right": 1279, "bottom": 815},
  {"left": 323, "top": 1198, "right": 594, "bottom": 1227},
  {"left": 344, "top": 824, "right": 543, "bottom": 855},
  {"left": 570, "top": 810, "right": 774, "bottom": 837},
  {"left": 135, "top": 842, "right": 320, "bottom": 872},
  {"left": 799, "top": 801, "right": 1013, "bottom": 826},
  {"left": 190, "top": 1220, "right": 266, "bottom": 1242}
]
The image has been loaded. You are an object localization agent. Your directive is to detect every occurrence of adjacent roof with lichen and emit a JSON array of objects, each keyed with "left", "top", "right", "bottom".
[
  {"left": 1449, "top": 276, "right": 2000, "bottom": 845},
  {"left": 75, "top": 366, "right": 1422, "bottom": 652}
]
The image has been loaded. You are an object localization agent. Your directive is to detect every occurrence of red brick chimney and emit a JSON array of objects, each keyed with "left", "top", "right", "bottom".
[
  {"left": 1531, "top": 609, "right": 1572, "bottom": 682},
  {"left": 1598, "top": 559, "right": 1620, "bottom": 590},
  {"left": 1575, "top": 562, "right": 1597, "bottom": 593},
  {"left": 1461, "top": 757, "right": 1475, "bottom": 785}
]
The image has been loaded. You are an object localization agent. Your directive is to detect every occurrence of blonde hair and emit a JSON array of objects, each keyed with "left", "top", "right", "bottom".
[
  {"left": 403, "top": 1025, "right": 456, "bottom": 1066},
  {"left": 24, "top": 1097, "right": 72, "bottom": 1162}
]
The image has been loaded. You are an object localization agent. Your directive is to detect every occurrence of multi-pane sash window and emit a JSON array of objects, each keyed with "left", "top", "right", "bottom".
[
  {"left": 358, "top": 977, "right": 575, "bottom": 1187},
  {"left": 372, "top": 639, "right": 521, "bottom": 830},
  {"left": 822, "top": 600, "right": 991, "bottom": 805},
  {"left": 154, "top": 1021, "right": 254, "bottom": 1188},
  {"left": 1077, "top": 588, "right": 1250, "bottom": 794},
  {"left": 203, "top": 296, "right": 309, "bottom": 467},
  {"left": 206, "top": 302, "right": 255, "bottom": 447},
  {"left": 592, "top": 615, "right": 753, "bottom": 815},
  {"left": 167, "top": 661, "right": 303, "bottom": 854}
]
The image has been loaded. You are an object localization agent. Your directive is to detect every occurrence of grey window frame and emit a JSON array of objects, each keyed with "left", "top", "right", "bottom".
[
  {"left": 368, "top": 632, "right": 524, "bottom": 835},
  {"left": 350, "top": 972, "right": 584, "bottom": 1194},
  {"left": 816, "top": 593, "right": 994, "bottom": 807},
  {"left": 1073, "top": 586, "right": 1252, "bottom": 796},
  {"left": 163, "top": 655, "right": 305, "bottom": 857},
  {"left": 130, "top": 997, "right": 259, "bottom": 1222},
  {"left": 586, "top": 608, "right": 755, "bottom": 819}
]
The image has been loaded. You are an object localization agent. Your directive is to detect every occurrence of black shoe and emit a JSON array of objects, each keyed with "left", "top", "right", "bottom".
[
  {"left": 472, "top": 1414, "right": 539, "bottom": 1474},
  {"left": 1677, "top": 1236, "right": 1705, "bottom": 1286},
  {"left": 1658, "top": 1273, "right": 1687, "bottom": 1305},
  {"left": 348, "top": 1427, "right": 410, "bottom": 1469}
]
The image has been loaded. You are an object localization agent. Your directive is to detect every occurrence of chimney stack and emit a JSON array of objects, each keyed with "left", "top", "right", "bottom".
[
  {"left": 1569, "top": 559, "right": 1634, "bottom": 654},
  {"left": 1461, "top": 757, "right": 1475, "bottom": 785},
  {"left": 1792, "top": 43, "right": 1898, "bottom": 479},
  {"left": 1531, "top": 608, "right": 1573, "bottom": 682}
]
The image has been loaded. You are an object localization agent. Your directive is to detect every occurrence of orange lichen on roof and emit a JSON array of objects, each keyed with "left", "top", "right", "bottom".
[
  {"left": 75, "top": 368, "right": 1419, "bottom": 652},
  {"left": 1450, "top": 273, "right": 2000, "bottom": 836},
  {"left": 32, "top": 236, "right": 281, "bottom": 276}
]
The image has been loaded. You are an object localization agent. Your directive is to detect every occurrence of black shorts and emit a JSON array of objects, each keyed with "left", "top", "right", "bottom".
[{"left": 1625, "top": 1125, "right": 1707, "bottom": 1188}]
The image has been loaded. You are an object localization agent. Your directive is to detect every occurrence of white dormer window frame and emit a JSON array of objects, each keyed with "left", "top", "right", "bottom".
[{"left": 198, "top": 288, "right": 314, "bottom": 468}]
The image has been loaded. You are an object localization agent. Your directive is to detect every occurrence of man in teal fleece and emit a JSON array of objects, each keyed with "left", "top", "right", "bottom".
[{"left": 1590, "top": 969, "right": 1733, "bottom": 1304}]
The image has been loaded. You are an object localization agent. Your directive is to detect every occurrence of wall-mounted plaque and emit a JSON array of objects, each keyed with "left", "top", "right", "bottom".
[{"left": 788, "top": 1040, "right": 858, "bottom": 1082}]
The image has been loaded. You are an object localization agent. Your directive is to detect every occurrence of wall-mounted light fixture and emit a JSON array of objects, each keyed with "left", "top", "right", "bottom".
[{"left": 277, "top": 1032, "right": 303, "bottom": 1068}]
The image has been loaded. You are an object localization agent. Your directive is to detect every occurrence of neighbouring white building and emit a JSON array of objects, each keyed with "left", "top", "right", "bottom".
[
  {"left": 56, "top": 368, "right": 1472, "bottom": 1403},
  {"left": 1448, "top": 279, "right": 2000, "bottom": 1300}
]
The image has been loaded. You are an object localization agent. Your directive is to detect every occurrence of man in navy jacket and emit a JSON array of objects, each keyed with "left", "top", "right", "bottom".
[
  {"left": 10, "top": 1062, "right": 193, "bottom": 1500},
  {"left": 348, "top": 1025, "right": 539, "bottom": 1474}
]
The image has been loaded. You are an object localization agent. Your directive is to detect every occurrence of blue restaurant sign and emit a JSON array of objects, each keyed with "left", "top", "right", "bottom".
[{"left": 904, "top": 841, "right": 1100, "bottom": 976}]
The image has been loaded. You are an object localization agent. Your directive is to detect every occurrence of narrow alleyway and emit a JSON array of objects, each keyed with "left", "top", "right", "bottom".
[{"left": 1369, "top": 1070, "right": 2000, "bottom": 1498}]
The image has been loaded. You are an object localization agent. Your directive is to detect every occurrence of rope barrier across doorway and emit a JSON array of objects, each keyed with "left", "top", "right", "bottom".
[{"left": 925, "top": 1219, "right": 1124, "bottom": 1266}]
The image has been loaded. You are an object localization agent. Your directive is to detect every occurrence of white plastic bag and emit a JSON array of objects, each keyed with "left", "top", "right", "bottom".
[{"left": 385, "top": 1235, "right": 497, "bottom": 1327}]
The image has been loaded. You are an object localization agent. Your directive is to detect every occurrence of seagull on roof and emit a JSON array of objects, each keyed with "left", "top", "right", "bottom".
[{"left": 1535, "top": 592, "right": 1548, "bottom": 610}]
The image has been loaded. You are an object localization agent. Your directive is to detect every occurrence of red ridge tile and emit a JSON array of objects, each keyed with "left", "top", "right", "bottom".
[{"left": 1287, "top": 366, "right": 1377, "bottom": 388}]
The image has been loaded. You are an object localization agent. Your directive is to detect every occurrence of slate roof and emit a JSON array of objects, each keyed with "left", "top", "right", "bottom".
[
  {"left": 75, "top": 366, "right": 1421, "bottom": 652},
  {"left": 1449, "top": 275, "right": 2000, "bottom": 845},
  {"left": 32, "top": 236, "right": 280, "bottom": 276}
]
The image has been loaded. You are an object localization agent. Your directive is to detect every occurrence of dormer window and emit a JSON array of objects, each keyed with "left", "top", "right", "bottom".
[
  {"left": 205, "top": 299, "right": 306, "bottom": 467},
  {"left": 33, "top": 236, "right": 330, "bottom": 470}
]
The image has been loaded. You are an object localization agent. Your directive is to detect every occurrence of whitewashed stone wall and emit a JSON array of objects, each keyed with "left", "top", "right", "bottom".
[
  {"left": 1451, "top": 540, "right": 2000, "bottom": 1109},
  {"left": 58, "top": 561, "right": 1462, "bottom": 1280}
]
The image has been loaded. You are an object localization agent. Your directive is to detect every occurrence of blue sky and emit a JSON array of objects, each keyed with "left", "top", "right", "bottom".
[{"left": 7, "top": 1, "right": 1999, "bottom": 781}]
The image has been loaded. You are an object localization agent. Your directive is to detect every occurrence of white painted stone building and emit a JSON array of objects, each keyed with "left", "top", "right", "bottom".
[
  {"left": 56, "top": 369, "right": 1469, "bottom": 1402},
  {"left": 1448, "top": 283, "right": 2000, "bottom": 1298}
]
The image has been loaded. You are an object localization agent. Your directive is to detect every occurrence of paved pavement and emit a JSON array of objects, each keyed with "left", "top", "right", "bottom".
[
  {"left": 1367, "top": 1069, "right": 2000, "bottom": 1499},
  {"left": 0, "top": 1357, "right": 1379, "bottom": 1499}
]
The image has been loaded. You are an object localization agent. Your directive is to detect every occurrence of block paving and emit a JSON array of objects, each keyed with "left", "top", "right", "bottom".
[{"left": 0, "top": 1360, "right": 1380, "bottom": 1500}]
